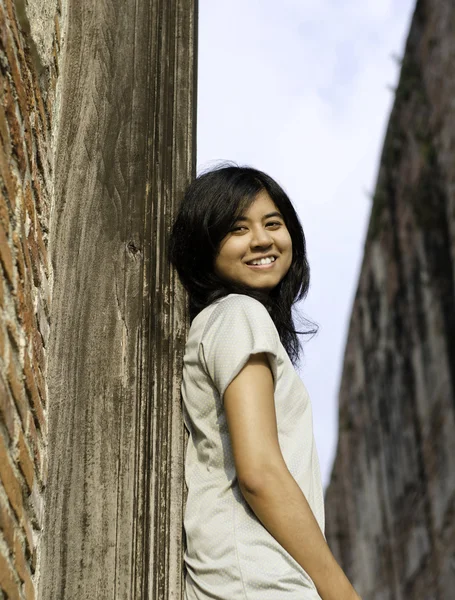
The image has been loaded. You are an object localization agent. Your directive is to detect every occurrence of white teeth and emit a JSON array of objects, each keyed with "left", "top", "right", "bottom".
[{"left": 249, "top": 256, "right": 276, "bottom": 265}]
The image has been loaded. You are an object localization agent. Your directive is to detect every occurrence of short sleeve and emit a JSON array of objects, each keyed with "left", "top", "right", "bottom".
[{"left": 200, "top": 294, "right": 280, "bottom": 401}]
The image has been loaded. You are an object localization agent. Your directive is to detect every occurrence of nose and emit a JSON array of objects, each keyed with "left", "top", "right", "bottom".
[{"left": 250, "top": 225, "right": 273, "bottom": 248}]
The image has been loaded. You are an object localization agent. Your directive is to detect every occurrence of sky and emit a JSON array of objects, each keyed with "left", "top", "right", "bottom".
[{"left": 197, "top": 0, "right": 416, "bottom": 490}]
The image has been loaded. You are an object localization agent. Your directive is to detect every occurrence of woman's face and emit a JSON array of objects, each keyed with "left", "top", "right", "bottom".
[{"left": 214, "top": 190, "right": 293, "bottom": 292}]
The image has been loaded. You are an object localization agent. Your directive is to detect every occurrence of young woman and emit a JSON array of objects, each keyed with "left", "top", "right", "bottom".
[{"left": 169, "top": 165, "right": 361, "bottom": 600}]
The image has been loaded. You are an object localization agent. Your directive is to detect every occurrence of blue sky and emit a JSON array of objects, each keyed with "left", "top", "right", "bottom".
[{"left": 197, "top": 0, "right": 416, "bottom": 489}]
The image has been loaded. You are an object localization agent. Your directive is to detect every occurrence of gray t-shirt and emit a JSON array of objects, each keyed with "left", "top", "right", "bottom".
[{"left": 182, "top": 293, "right": 325, "bottom": 599}]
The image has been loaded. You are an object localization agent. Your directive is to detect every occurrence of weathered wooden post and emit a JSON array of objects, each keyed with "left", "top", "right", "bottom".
[{"left": 39, "top": 1, "right": 197, "bottom": 597}]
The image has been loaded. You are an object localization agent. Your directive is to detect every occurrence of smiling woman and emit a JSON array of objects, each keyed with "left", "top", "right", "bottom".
[
  {"left": 169, "top": 164, "right": 313, "bottom": 364},
  {"left": 214, "top": 190, "right": 293, "bottom": 291},
  {"left": 168, "top": 164, "right": 362, "bottom": 600}
]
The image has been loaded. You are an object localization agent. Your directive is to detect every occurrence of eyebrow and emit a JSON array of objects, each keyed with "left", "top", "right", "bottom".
[{"left": 234, "top": 211, "right": 284, "bottom": 222}]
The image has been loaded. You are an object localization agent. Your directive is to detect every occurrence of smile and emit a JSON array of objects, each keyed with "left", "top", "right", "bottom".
[{"left": 245, "top": 257, "right": 278, "bottom": 270}]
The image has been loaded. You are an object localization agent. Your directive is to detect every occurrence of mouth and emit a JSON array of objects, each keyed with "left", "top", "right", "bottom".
[{"left": 245, "top": 256, "right": 278, "bottom": 270}]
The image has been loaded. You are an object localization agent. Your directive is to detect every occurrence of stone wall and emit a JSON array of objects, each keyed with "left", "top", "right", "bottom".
[
  {"left": 324, "top": 1, "right": 455, "bottom": 598},
  {"left": 0, "top": 0, "right": 64, "bottom": 598}
]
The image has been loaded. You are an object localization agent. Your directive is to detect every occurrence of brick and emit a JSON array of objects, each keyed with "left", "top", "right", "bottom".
[
  {"left": 3, "top": 0, "right": 23, "bottom": 59},
  {"left": 4, "top": 0, "right": 32, "bottom": 77},
  {"left": 23, "top": 354, "right": 43, "bottom": 423},
  {"left": 3, "top": 0, "right": 34, "bottom": 154},
  {"left": 0, "top": 486, "right": 16, "bottom": 548},
  {"left": 28, "top": 479, "right": 42, "bottom": 529},
  {"left": 30, "top": 166, "right": 44, "bottom": 218},
  {"left": 14, "top": 274, "right": 36, "bottom": 345},
  {"left": 34, "top": 366, "right": 47, "bottom": 407},
  {"left": 29, "top": 535, "right": 37, "bottom": 573},
  {"left": 18, "top": 288, "right": 32, "bottom": 328},
  {"left": 0, "top": 217, "right": 14, "bottom": 284},
  {"left": 12, "top": 230, "right": 26, "bottom": 283},
  {"left": 23, "top": 357, "right": 46, "bottom": 438},
  {"left": 18, "top": 219, "right": 33, "bottom": 290},
  {"left": 13, "top": 264, "right": 25, "bottom": 311},
  {"left": 0, "top": 451, "right": 33, "bottom": 562},
  {"left": 12, "top": 226, "right": 36, "bottom": 339},
  {"left": 23, "top": 46, "right": 46, "bottom": 134},
  {"left": 2, "top": 84, "right": 27, "bottom": 181},
  {"left": 14, "top": 532, "right": 34, "bottom": 593},
  {"left": 0, "top": 137, "right": 17, "bottom": 211},
  {"left": 27, "top": 222, "right": 41, "bottom": 287},
  {"left": 1, "top": 17, "right": 31, "bottom": 144},
  {"left": 0, "top": 101, "right": 10, "bottom": 149},
  {"left": 33, "top": 362, "right": 46, "bottom": 408},
  {"left": 13, "top": 531, "right": 25, "bottom": 576},
  {"left": 35, "top": 219, "right": 48, "bottom": 270},
  {"left": 13, "top": 266, "right": 34, "bottom": 342},
  {"left": 0, "top": 188, "right": 10, "bottom": 230},
  {"left": 21, "top": 510, "right": 34, "bottom": 561},
  {"left": 36, "top": 294, "right": 49, "bottom": 350},
  {"left": 23, "top": 184, "right": 34, "bottom": 227},
  {"left": 18, "top": 184, "right": 26, "bottom": 224},
  {"left": 0, "top": 39, "right": 27, "bottom": 174},
  {"left": 16, "top": 430, "right": 34, "bottom": 492},
  {"left": 2, "top": 75, "right": 16, "bottom": 129},
  {"left": 6, "top": 319, "right": 21, "bottom": 353},
  {"left": 6, "top": 357, "right": 28, "bottom": 428},
  {"left": 0, "top": 372, "right": 16, "bottom": 440},
  {"left": 0, "top": 433, "right": 24, "bottom": 521},
  {"left": 25, "top": 414, "right": 42, "bottom": 482},
  {"left": 32, "top": 128, "right": 45, "bottom": 169},
  {"left": 33, "top": 132, "right": 47, "bottom": 179},
  {"left": 0, "top": 550, "right": 21, "bottom": 600},
  {"left": 0, "top": 323, "right": 5, "bottom": 361},
  {"left": 31, "top": 329, "right": 45, "bottom": 390},
  {"left": 24, "top": 574, "right": 35, "bottom": 600}
]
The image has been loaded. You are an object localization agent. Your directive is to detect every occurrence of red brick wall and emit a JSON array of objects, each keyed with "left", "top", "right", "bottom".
[{"left": 0, "top": 0, "right": 62, "bottom": 597}]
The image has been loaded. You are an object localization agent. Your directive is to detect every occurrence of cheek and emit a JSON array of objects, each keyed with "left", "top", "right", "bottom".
[
  {"left": 284, "top": 252, "right": 293, "bottom": 272},
  {"left": 282, "top": 235, "right": 293, "bottom": 270},
  {"left": 220, "top": 239, "right": 243, "bottom": 262},
  {"left": 214, "top": 241, "right": 239, "bottom": 275},
  {"left": 282, "top": 233, "right": 293, "bottom": 257},
  {"left": 214, "top": 252, "right": 228, "bottom": 275}
]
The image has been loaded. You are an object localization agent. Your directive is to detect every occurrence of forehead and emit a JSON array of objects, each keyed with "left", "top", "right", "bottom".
[{"left": 235, "top": 190, "right": 281, "bottom": 220}]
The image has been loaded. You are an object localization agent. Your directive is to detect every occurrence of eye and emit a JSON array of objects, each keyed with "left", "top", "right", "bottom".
[
  {"left": 266, "top": 221, "right": 282, "bottom": 228},
  {"left": 230, "top": 226, "right": 247, "bottom": 233}
]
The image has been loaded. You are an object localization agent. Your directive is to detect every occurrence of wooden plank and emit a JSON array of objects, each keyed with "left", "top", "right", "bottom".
[{"left": 39, "top": 0, "right": 196, "bottom": 597}]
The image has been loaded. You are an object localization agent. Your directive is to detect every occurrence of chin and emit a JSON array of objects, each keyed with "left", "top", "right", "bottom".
[{"left": 245, "top": 279, "right": 280, "bottom": 291}]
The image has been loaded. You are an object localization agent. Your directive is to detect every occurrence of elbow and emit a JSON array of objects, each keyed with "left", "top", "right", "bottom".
[
  {"left": 237, "top": 460, "right": 289, "bottom": 497},
  {"left": 238, "top": 474, "right": 261, "bottom": 497}
]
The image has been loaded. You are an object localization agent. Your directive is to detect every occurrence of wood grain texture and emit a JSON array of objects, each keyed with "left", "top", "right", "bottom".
[{"left": 39, "top": 1, "right": 196, "bottom": 597}]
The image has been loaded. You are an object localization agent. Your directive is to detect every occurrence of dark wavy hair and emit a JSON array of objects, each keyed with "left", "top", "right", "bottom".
[{"left": 169, "top": 163, "right": 318, "bottom": 365}]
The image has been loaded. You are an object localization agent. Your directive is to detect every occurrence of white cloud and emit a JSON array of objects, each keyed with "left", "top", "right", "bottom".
[{"left": 197, "top": 0, "right": 416, "bottom": 488}]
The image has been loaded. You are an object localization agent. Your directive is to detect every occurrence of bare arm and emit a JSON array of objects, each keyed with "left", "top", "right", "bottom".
[{"left": 224, "top": 352, "right": 361, "bottom": 600}]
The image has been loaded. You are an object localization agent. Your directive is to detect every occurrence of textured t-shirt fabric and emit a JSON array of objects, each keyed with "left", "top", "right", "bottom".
[{"left": 181, "top": 293, "right": 325, "bottom": 600}]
